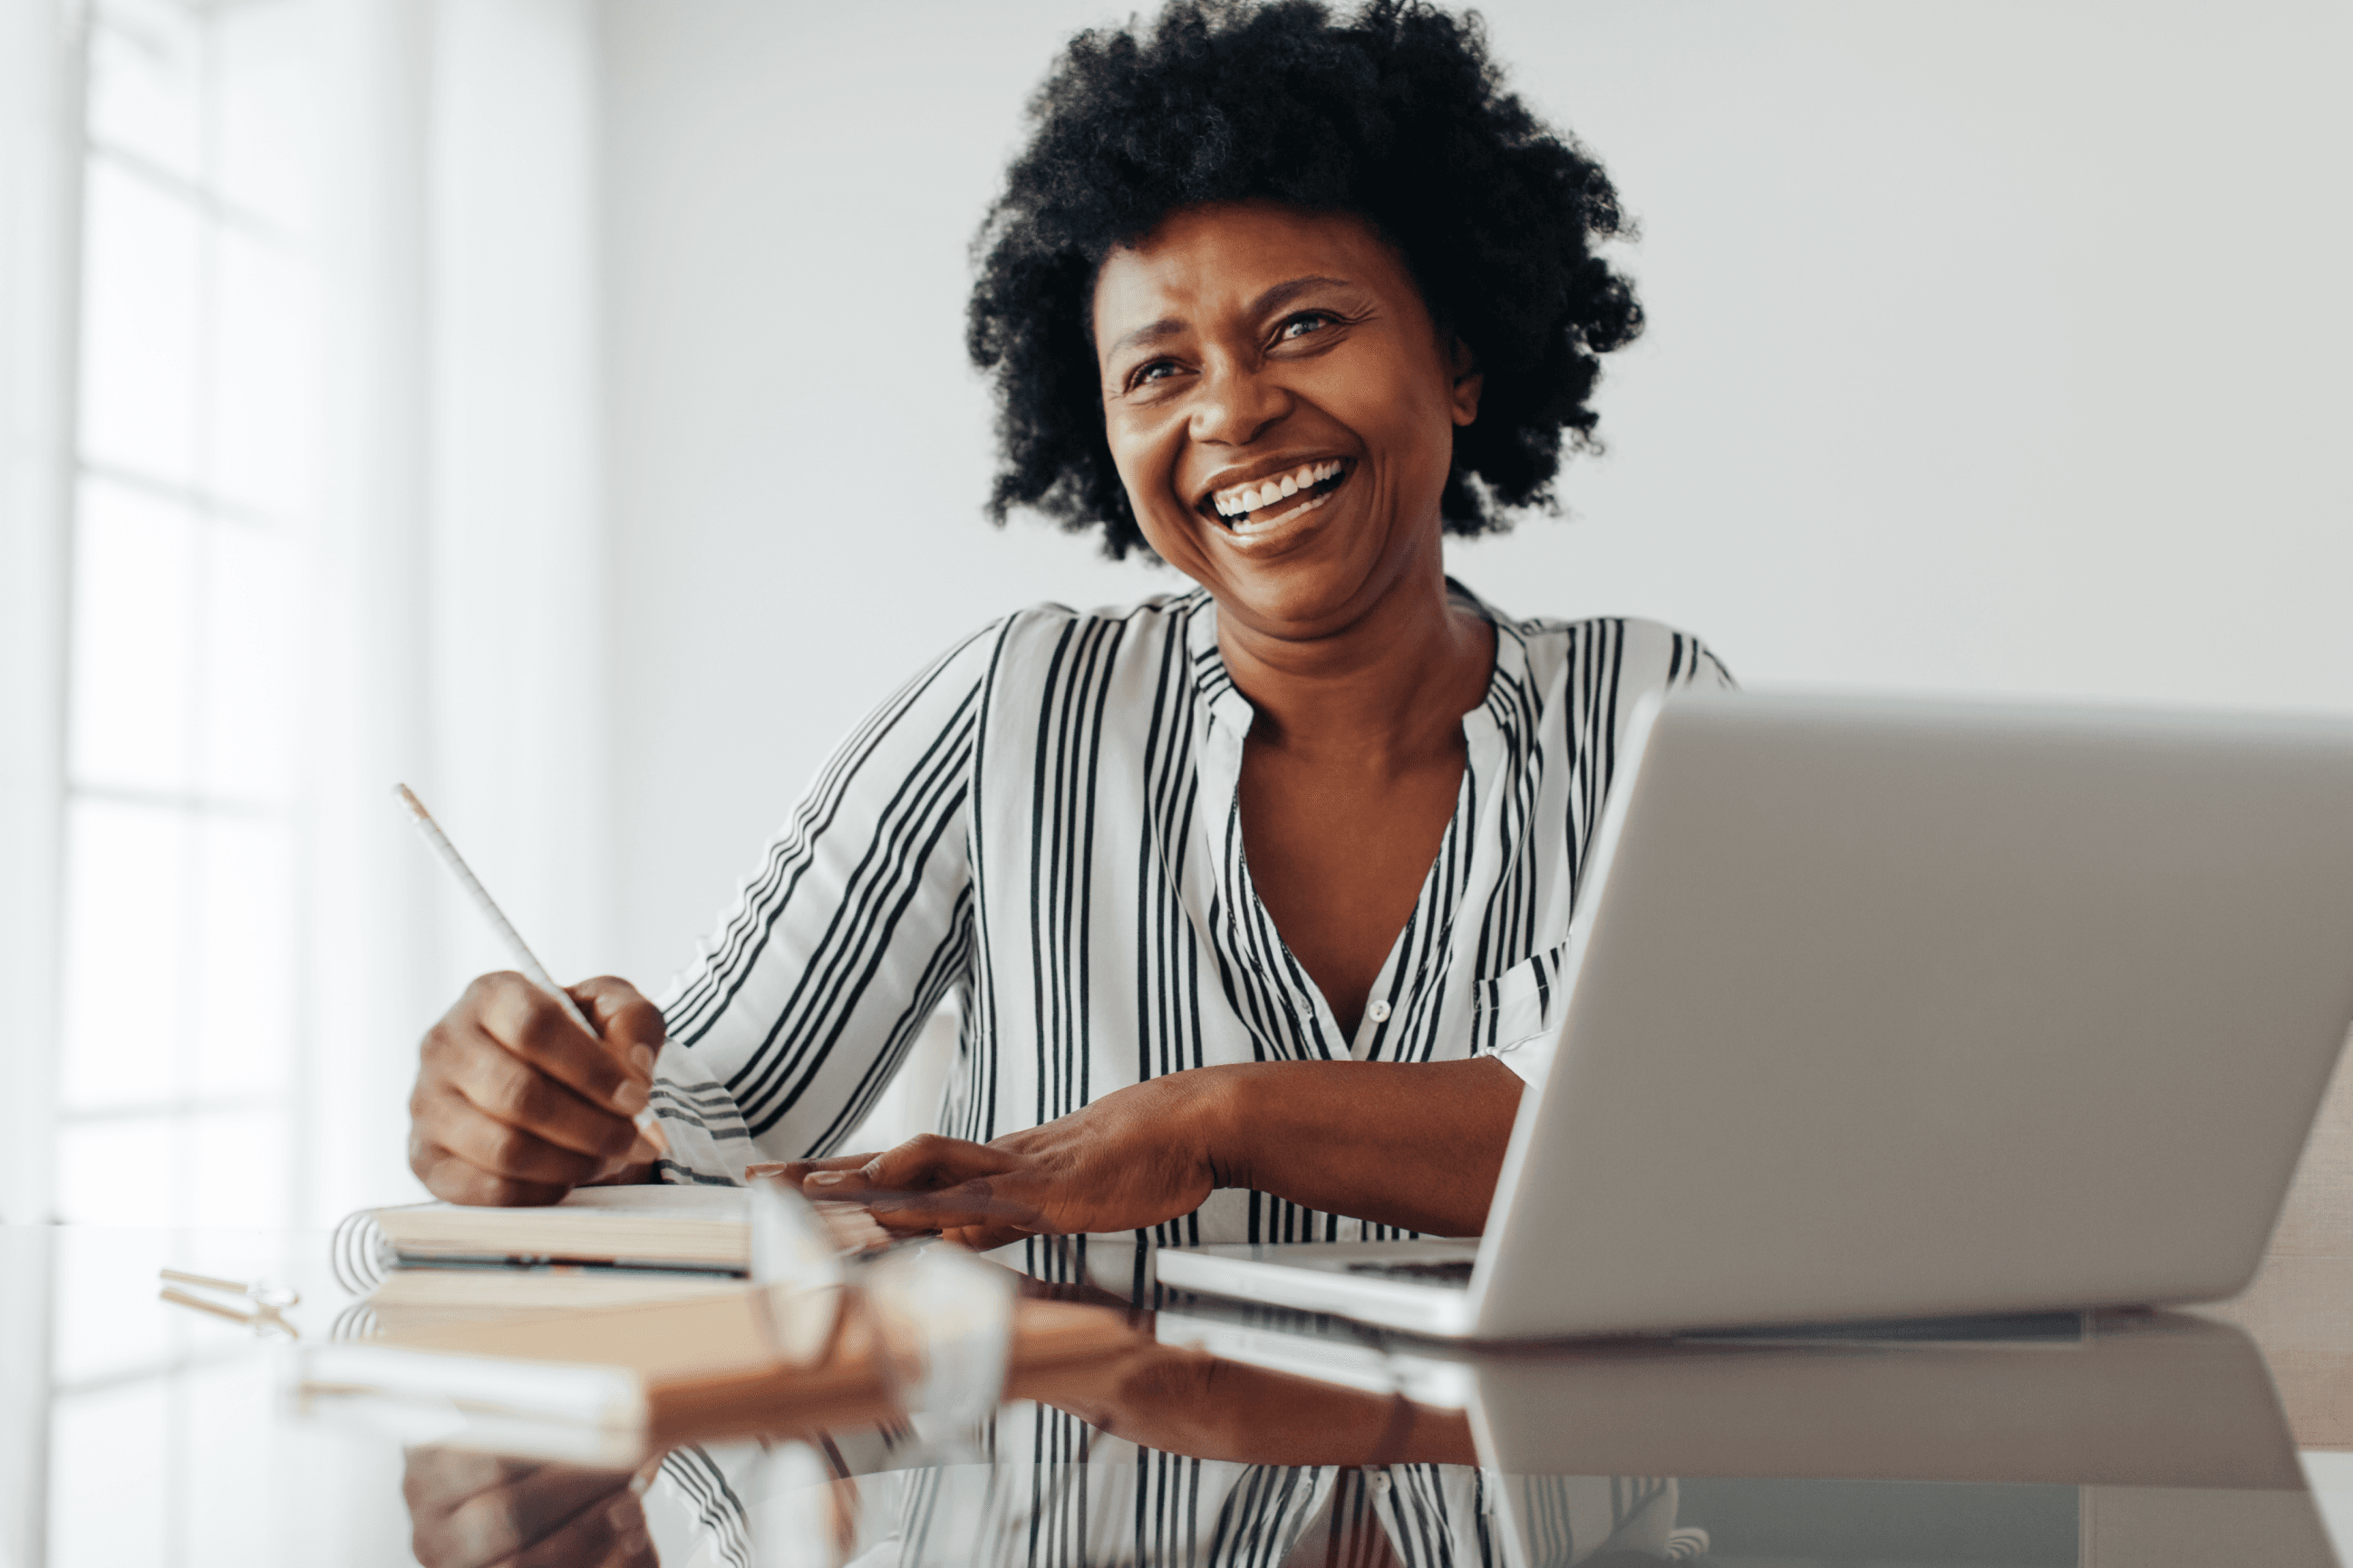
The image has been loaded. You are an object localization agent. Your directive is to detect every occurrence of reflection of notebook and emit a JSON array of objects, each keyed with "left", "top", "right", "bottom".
[
  {"left": 302, "top": 1283, "right": 841, "bottom": 1432},
  {"left": 1157, "top": 1301, "right": 2341, "bottom": 1567},
  {"left": 1158, "top": 691, "right": 2353, "bottom": 1338},
  {"left": 302, "top": 1281, "right": 1132, "bottom": 1458}
]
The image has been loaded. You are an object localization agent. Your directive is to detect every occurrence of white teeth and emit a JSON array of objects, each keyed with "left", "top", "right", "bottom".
[
  {"left": 1211, "top": 460, "right": 1345, "bottom": 519},
  {"left": 1223, "top": 489, "right": 1334, "bottom": 543}
]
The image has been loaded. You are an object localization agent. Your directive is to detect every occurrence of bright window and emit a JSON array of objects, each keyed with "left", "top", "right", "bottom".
[
  {"left": 43, "top": 5, "right": 324, "bottom": 1563},
  {"left": 56, "top": 0, "right": 318, "bottom": 1231}
]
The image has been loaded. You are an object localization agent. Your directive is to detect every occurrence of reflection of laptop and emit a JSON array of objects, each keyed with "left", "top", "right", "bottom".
[
  {"left": 1154, "top": 1298, "right": 2299, "bottom": 1485},
  {"left": 1155, "top": 1299, "right": 2343, "bottom": 1567},
  {"left": 1157, "top": 691, "right": 2353, "bottom": 1339}
]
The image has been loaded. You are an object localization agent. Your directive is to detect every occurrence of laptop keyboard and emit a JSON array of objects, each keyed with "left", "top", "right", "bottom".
[{"left": 1341, "top": 1258, "right": 1475, "bottom": 1288}]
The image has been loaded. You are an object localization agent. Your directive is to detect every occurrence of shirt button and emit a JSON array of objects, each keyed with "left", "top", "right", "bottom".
[{"left": 1367, "top": 1000, "right": 1391, "bottom": 1023}]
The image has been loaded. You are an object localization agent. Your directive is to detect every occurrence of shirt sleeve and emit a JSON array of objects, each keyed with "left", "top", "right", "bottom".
[
  {"left": 1484, "top": 929, "right": 1584, "bottom": 1099},
  {"left": 647, "top": 621, "right": 1000, "bottom": 1173}
]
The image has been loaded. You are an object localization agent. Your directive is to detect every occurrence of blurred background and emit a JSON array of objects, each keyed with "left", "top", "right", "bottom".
[{"left": 3, "top": 0, "right": 2349, "bottom": 1232}]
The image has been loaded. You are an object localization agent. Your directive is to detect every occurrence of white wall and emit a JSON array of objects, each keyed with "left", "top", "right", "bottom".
[
  {"left": 304, "top": 0, "right": 612, "bottom": 1221},
  {"left": 597, "top": 0, "right": 2353, "bottom": 990}
]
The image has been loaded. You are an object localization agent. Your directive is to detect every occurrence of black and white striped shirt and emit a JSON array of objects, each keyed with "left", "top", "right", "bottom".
[{"left": 647, "top": 582, "right": 1731, "bottom": 1290}]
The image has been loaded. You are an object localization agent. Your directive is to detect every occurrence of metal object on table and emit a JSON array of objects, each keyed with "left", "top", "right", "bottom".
[{"left": 157, "top": 1268, "right": 302, "bottom": 1340}]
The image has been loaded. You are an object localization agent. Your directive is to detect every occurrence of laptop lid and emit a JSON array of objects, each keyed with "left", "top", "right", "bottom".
[{"left": 1468, "top": 692, "right": 2353, "bottom": 1338}]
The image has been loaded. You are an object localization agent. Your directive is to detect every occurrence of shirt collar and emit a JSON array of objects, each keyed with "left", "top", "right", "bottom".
[{"left": 1183, "top": 577, "right": 1524, "bottom": 742}]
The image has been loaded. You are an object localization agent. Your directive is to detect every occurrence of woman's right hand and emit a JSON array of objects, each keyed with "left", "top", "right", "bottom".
[{"left": 407, "top": 972, "right": 668, "bottom": 1205}]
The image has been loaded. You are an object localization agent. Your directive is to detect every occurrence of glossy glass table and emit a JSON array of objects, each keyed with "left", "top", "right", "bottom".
[{"left": 4, "top": 1221, "right": 2348, "bottom": 1567}]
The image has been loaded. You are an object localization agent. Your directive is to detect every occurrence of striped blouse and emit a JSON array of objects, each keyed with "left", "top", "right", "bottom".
[{"left": 645, "top": 581, "right": 1731, "bottom": 1292}]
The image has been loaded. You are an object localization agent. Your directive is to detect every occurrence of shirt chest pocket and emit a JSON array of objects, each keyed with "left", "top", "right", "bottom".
[{"left": 1471, "top": 937, "right": 1578, "bottom": 1057}]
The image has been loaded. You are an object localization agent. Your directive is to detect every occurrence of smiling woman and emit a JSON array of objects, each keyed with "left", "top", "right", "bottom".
[{"left": 404, "top": 0, "right": 1730, "bottom": 1289}]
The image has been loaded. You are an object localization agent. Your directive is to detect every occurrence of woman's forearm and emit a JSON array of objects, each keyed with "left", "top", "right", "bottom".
[
  {"left": 785, "top": 1052, "right": 1525, "bottom": 1248},
  {"left": 1198, "top": 1057, "right": 1525, "bottom": 1236}
]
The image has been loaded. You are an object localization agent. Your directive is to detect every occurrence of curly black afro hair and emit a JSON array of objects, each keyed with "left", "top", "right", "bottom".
[{"left": 967, "top": 0, "right": 1642, "bottom": 561}]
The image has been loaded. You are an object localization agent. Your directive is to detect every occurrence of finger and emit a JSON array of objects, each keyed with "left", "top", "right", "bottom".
[
  {"left": 867, "top": 1133, "right": 1024, "bottom": 1190},
  {"left": 420, "top": 1054, "right": 625, "bottom": 1176},
  {"left": 403, "top": 1449, "right": 543, "bottom": 1518},
  {"left": 569, "top": 976, "right": 666, "bottom": 1079},
  {"left": 432, "top": 1106, "right": 614, "bottom": 1191},
  {"left": 860, "top": 1175, "right": 1046, "bottom": 1237},
  {"left": 437, "top": 1467, "right": 634, "bottom": 1568},
  {"left": 506, "top": 1492, "right": 650, "bottom": 1568},
  {"left": 431, "top": 1021, "right": 641, "bottom": 1162},
  {"left": 411, "top": 1137, "right": 575, "bottom": 1208},
  {"left": 941, "top": 1219, "right": 1038, "bottom": 1252},
  {"left": 770, "top": 1154, "right": 877, "bottom": 1187},
  {"left": 470, "top": 972, "right": 649, "bottom": 1120},
  {"left": 798, "top": 1133, "right": 1019, "bottom": 1199},
  {"left": 809, "top": 1199, "right": 895, "bottom": 1253}
]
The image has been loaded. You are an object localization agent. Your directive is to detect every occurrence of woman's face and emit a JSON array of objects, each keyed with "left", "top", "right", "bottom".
[{"left": 1091, "top": 202, "right": 1480, "bottom": 644}]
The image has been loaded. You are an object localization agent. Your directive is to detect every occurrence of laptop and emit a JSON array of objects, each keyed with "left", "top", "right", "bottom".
[{"left": 1154, "top": 690, "right": 2353, "bottom": 1339}]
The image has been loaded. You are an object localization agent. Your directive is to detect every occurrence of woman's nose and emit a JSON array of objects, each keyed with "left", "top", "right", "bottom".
[{"left": 1188, "top": 356, "right": 1289, "bottom": 447}]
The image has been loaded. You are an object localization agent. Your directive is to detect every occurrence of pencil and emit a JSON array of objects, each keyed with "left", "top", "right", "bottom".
[{"left": 392, "top": 783, "right": 671, "bottom": 1159}]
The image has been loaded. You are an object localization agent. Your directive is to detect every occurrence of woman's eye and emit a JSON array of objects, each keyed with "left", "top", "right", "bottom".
[
  {"left": 1129, "top": 360, "right": 1178, "bottom": 389},
  {"left": 1276, "top": 312, "right": 1337, "bottom": 342}
]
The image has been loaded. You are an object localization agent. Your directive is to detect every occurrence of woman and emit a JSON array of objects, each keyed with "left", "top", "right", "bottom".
[{"left": 406, "top": 0, "right": 1730, "bottom": 1294}]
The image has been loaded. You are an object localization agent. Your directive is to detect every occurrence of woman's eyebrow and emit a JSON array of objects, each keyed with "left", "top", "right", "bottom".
[
  {"left": 1247, "top": 275, "right": 1353, "bottom": 317},
  {"left": 1104, "top": 276, "right": 1358, "bottom": 359},
  {"left": 1107, "top": 317, "right": 1186, "bottom": 358}
]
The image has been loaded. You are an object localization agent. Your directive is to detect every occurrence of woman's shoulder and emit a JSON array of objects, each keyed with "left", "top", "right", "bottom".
[
  {"left": 1463, "top": 586, "right": 1736, "bottom": 694},
  {"left": 941, "top": 589, "right": 1214, "bottom": 673},
  {"left": 994, "top": 587, "right": 1211, "bottom": 634}
]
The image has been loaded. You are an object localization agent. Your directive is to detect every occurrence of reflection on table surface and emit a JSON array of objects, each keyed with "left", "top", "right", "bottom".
[{"left": 4, "top": 1223, "right": 2348, "bottom": 1567}]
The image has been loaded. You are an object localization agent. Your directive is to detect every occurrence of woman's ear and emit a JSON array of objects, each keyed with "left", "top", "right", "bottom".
[{"left": 1447, "top": 334, "right": 1483, "bottom": 427}]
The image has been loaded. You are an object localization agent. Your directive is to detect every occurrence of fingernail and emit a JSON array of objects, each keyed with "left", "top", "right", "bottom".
[
  {"left": 629, "top": 1044, "right": 656, "bottom": 1078},
  {"left": 807, "top": 1171, "right": 847, "bottom": 1186},
  {"left": 615, "top": 1079, "right": 651, "bottom": 1115}
]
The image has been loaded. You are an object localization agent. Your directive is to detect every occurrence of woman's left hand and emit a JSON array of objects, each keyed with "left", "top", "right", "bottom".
[{"left": 776, "top": 1072, "right": 1228, "bottom": 1251}]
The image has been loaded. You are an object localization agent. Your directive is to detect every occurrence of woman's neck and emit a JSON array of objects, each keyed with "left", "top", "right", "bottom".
[{"left": 1215, "top": 558, "right": 1495, "bottom": 772}]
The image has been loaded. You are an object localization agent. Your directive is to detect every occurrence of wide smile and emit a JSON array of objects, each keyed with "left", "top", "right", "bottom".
[{"left": 1195, "top": 458, "right": 1355, "bottom": 545}]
